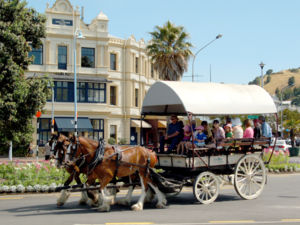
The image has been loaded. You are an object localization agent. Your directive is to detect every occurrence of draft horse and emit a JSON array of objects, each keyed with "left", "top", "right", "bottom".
[{"left": 55, "top": 134, "right": 165, "bottom": 211}]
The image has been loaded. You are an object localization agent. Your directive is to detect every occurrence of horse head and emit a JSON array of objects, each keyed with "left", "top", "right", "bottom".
[{"left": 54, "top": 133, "right": 72, "bottom": 168}]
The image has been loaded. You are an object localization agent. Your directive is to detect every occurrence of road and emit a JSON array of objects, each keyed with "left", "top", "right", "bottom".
[{"left": 0, "top": 174, "right": 300, "bottom": 225}]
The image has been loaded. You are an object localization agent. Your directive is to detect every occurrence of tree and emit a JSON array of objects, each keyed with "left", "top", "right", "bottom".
[
  {"left": 283, "top": 109, "right": 300, "bottom": 147},
  {"left": 0, "top": 0, "right": 50, "bottom": 151},
  {"left": 288, "top": 76, "right": 295, "bottom": 86},
  {"left": 266, "top": 69, "right": 273, "bottom": 75},
  {"left": 248, "top": 76, "right": 260, "bottom": 85},
  {"left": 265, "top": 75, "right": 271, "bottom": 84},
  {"left": 147, "top": 21, "right": 193, "bottom": 81}
]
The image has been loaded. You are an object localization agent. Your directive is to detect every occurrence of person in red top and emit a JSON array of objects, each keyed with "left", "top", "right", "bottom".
[{"left": 243, "top": 119, "right": 254, "bottom": 138}]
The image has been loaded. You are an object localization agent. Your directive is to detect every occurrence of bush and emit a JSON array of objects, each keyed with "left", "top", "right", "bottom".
[
  {"left": 288, "top": 76, "right": 295, "bottom": 86},
  {"left": 289, "top": 68, "right": 299, "bottom": 73},
  {"left": 108, "top": 137, "right": 116, "bottom": 145},
  {"left": 118, "top": 138, "right": 127, "bottom": 145}
]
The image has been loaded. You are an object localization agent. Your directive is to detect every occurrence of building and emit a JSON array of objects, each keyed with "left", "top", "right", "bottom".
[{"left": 26, "top": 0, "right": 162, "bottom": 147}]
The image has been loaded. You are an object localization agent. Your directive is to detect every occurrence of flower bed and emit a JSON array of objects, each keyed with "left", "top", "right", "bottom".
[
  {"left": 0, "top": 160, "right": 66, "bottom": 193},
  {"left": 263, "top": 148, "right": 300, "bottom": 173}
]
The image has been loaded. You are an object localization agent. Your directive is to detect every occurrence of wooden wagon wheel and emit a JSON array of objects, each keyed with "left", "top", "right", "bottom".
[
  {"left": 234, "top": 154, "right": 266, "bottom": 200},
  {"left": 193, "top": 171, "right": 219, "bottom": 204}
]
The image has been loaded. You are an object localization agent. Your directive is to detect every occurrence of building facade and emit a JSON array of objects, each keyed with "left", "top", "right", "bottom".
[{"left": 26, "top": 0, "right": 161, "bottom": 146}]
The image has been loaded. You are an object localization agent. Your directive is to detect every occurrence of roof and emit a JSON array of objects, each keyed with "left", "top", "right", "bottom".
[{"left": 141, "top": 81, "right": 277, "bottom": 116}]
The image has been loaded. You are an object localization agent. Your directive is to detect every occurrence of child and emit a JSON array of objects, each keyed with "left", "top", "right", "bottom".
[
  {"left": 224, "top": 124, "right": 233, "bottom": 138},
  {"left": 194, "top": 125, "right": 207, "bottom": 147},
  {"left": 177, "top": 124, "right": 192, "bottom": 154}
]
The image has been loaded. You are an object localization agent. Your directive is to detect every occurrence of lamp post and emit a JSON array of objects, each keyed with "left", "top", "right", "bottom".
[
  {"left": 280, "top": 84, "right": 294, "bottom": 137},
  {"left": 192, "top": 34, "right": 222, "bottom": 82},
  {"left": 259, "top": 62, "right": 265, "bottom": 88},
  {"left": 74, "top": 30, "right": 84, "bottom": 138}
]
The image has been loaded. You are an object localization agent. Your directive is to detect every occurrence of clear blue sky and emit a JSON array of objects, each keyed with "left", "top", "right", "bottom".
[{"left": 26, "top": 0, "right": 300, "bottom": 84}]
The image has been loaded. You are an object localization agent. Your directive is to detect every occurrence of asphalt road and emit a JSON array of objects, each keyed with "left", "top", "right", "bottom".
[{"left": 0, "top": 174, "right": 300, "bottom": 225}]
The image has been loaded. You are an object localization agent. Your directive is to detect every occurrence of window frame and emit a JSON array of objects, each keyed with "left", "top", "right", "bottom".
[
  {"left": 81, "top": 47, "right": 95, "bottom": 68},
  {"left": 29, "top": 44, "right": 43, "bottom": 65},
  {"left": 38, "top": 118, "right": 51, "bottom": 146},
  {"left": 110, "top": 86, "right": 117, "bottom": 106},
  {"left": 89, "top": 119, "right": 104, "bottom": 141},
  {"left": 58, "top": 45, "right": 67, "bottom": 70},
  {"left": 110, "top": 53, "right": 117, "bottom": 71}
]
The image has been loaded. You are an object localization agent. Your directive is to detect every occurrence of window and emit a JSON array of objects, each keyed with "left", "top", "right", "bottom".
[
  {"left": 52, "top": 81, "right": 106, "bottom": 103},
  {"left": 89, "top": 119, "right": 104, "bottom": 141},
  {"left": 110, "top": 125, "right": 117, "bottom": 140},
  {"left": 110, "top": 86, "right": 116, "bottom": 105},
  {"left": 87, "top": 83, "right": 106, "bottom": 103},
  {"left": 110, "top": 53, "right": 116, "bottom": 70},
  {"left": 56, "top": 81, "right": 69, "bottom": 102},
  {"left": 81, "top": 48, "right": 95, "bottom": 68},
  {"left": 38, "top": 118, "right": 51, "bottom": 146},
  {"left": 29, "top": 44, "right": 43, "bottom": 65},
  {"left": 135, "top": 88, "right": 139, "bottom": 107},
  {"left": 78, "top": 82, "right": 86, "bottom": 102},
  {"left": 151, "top": 64, "right": 154, "bottom": 78},
  {"left": 58, "top": 46, "right": 67, "bottom": 70},
  {"left": 135, "top": 57, "right": 139, "bottom": 73}
]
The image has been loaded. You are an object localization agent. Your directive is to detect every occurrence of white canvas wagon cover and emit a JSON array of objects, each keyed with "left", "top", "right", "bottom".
[{"left": 141, "top": 81, "right": 277, "bottom": 115}]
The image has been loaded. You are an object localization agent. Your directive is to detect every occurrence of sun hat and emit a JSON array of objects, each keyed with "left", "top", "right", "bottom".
[{"left": 195, "top": 125, "right": 204, "bottom": 130}]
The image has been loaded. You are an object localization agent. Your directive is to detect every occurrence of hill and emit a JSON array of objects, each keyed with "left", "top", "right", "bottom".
[
  {"left": 263, "top": 69, "right": 300, "bottom": 95},
  {"left": 248, "top": 68, "right": 300, "bottom": 106}
]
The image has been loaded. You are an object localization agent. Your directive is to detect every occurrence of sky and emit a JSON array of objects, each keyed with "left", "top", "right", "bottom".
[{"left": 26, "top": 0, "right": 300, "bottom": 84}]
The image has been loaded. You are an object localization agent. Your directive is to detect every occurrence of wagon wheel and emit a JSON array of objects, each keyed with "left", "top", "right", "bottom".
[
  {"left": 193, "top": 171, "right": 219, "bottom": 204},
  {"left": 234, "top": 154, "right": 266, "bottom": 200}
]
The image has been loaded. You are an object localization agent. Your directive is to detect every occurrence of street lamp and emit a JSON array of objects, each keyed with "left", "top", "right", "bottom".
[
  {"left": 74, "top": 30, "right": 84, "bottom": 138},
  {"left": 259, "top": 62, "right": 265, "bottom": 88},
  {"left": 192, "top": 34, "right": 222, "bottom": 82},
  {"left": 280, "top": 84, "right": 294, "bottom": 137}
]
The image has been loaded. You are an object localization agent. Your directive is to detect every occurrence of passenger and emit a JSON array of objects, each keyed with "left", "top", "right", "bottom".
[
  {"left": 243, "top": 119, "right": 254, "bottom": 138},
  {"left": 194, "top": 125, "right": 207, "bottom": 146},
  {"left": 232, "top": 118, "right": 244, "bottom": 138},
  {"left": 212, "top": 120, "right": 225, "bottom": 140},
  {"left": 224, "top": 124, "right": 233, "bottom": 138},
  {"left": 223, "top": 117, "right": 232, "bottom": 130},
  {"left": 253, "top": 119, "right": 261, "bottom": 138},
  {"left": 201, "top": 121, "right": 213, "bottom": 143},
  {"left": 258, "top": 116, "right": 272, "bottom": 138},
  {"left": 177, "top": 124, "right": 192, "bottom": 154},
  {"left": 159, "top": 115, "right": 184, "bottom": 154}
]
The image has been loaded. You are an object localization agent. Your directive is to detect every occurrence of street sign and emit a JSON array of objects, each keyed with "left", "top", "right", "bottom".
[{"left": 248, "top": 115, "right": 258, "bottom": 119}]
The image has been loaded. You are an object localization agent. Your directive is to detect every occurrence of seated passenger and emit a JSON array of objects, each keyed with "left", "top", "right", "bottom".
[
  {"left": 159, "top": 115, "right": 184, "bottom": 154},
  {"left": 224, "top": 124, "right": 233, "bottom": 138},
  {"left": 177, "top": 124, "right": 192, "bottom": 154},
  {"left": 243, "top": 119, "right": 254, "bottom": 138},
  {"left": 194, "top": 125, "right": 207, "bottom": 147},
  {"left": 212, "top": 120, "right": 225, "bottom": 140},
  {"left": 232, "top": 118, "right": 244, "bottom": 138}
]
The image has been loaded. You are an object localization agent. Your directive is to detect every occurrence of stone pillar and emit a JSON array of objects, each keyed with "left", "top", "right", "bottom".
[{"left": 96, "top": 45, "right": 101, "bottom": 68}]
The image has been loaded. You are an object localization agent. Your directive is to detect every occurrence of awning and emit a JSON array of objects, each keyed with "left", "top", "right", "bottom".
[
  {"left": 158, "top": 120, "right": 167, "bottom": 128},
  {"left": 142, "top": 81, "right": 277, "bottom": 115},
  {"left": 131, "top": 119, "right": 152, "bottom": 128},
  {"left": 55, "top": 117, "right": 93, "bottom": 132}
]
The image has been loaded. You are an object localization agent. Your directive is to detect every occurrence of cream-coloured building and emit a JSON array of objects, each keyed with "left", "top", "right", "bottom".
[{"left": 26, "top": 0, "right": 161, "bottom": 147}]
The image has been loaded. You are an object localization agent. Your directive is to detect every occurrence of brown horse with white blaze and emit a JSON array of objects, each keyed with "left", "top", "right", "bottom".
[{"left": 57, "top": 134, "right": 166, "bottom": 212}]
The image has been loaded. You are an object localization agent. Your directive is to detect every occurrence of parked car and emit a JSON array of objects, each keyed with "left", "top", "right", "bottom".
[{"left": 270, "top": 139, "right": 291, "bottom": 152}]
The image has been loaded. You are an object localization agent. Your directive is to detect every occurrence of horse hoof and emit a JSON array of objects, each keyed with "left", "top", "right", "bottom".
[
  {"left": 131, "top": 203, "right": 143, "bottom": 211},
  {"left": 57, "top": 202, "right": 64, "bottom": 207}
]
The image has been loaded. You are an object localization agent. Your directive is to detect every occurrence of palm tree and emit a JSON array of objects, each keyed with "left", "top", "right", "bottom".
[{"left": 147, "top": 21, "right": 192, "bottom": 81}]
